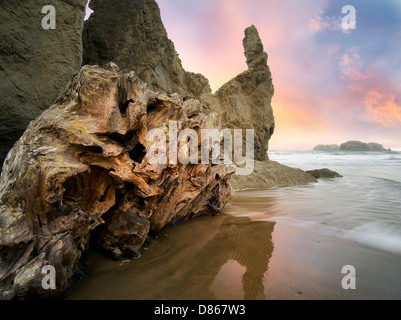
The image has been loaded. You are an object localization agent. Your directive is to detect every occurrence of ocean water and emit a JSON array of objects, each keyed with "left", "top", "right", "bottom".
[
  {"left": 67, "top": 150, "right": 401, "bottom": 300},
  {"left": 258, "top": 150, "right": 401, "bottom": 255}
]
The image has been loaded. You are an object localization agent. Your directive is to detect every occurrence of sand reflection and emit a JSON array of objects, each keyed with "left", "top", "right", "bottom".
[
  {"left": 177, "top": 215, "right": 275, "bottom": 300},
  {"left": 66, "top": 213, "right": 276, "bottom": 300}
]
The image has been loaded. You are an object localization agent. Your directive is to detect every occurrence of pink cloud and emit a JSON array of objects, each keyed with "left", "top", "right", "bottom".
[
  {"left": 339, "top": 53, "right": 372, "bottom": 80},
  {"left": 363, "top": 91, "right": 401, "bottom": 127},
  {"left": 308, "top": 12, "right": 342, "bottom": 32},
  {"left": 340, "top": 54, "right": 401, "bottom": 129},
  {"left": 343, "top": 70, "right": 373, "bottom": 81}
]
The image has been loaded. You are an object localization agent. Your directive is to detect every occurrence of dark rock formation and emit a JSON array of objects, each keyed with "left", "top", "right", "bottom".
[
  {"left": 340, "top": 141, "right": 370, "bottom": 151},
  {"left": 306, "top": 168, "right": 342, "bottom": 179},
  {"left": 82, "top": 0, "right": 210, "bottom": 98},
  {"left": 0, "top": 64, "right": 234, "bottom": 299},
  {"left": 243, "top": 25, "right": 268, "bottom": 68},
  {"left": 340, "top": 141, "right": 391, "bottom": 152},
  {"left": 367, "top": 142, "right": 391, "bottom": 152},
  {"left": 231, "top": 160, "right": 317, "bottom": 190},
  {"left": 0, "top": 0, "right": 88, "bottom": 170},
  {"left": 83, "top": 0, "right": 275, "bottom": 162},
  {"left": 314, "top": 141, "right": 391, "bottom": 152}
]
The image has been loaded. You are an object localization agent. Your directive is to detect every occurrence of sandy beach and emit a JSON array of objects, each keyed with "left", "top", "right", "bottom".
[{"left": 66, "top": 208, "right": 401, "bottom": 300}]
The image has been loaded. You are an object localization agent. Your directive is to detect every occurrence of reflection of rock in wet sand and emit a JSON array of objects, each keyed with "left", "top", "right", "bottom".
[
  {"left": 172, "top": 215, "right": 275, "bottom": 300},
  {"left": 65, "top": 214, "right": 275, "bottom": 300}
]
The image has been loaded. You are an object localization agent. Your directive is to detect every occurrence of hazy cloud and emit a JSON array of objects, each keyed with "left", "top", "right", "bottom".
[
  {"left": 363, "top": 91, "right": 401, "bottom": 127},
  {"left": 340, "top": 53, "right": 372, "bottom": 80},
  {"left": 308, "top": 11, "right": 344, "bottom": 32}
]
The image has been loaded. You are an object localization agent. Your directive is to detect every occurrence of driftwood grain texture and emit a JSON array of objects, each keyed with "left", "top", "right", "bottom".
[{"left": 0, "top": 63, "right": 235, "bottom": 299}]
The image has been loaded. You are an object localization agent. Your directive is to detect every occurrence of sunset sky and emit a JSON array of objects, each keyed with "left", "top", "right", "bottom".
[{"left": 87, "top": 1, "right": 401, "bottom": 150}]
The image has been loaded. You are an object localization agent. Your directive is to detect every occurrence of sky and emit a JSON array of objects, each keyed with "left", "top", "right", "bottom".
[{"left": 86, "top": 1, "right": 401, "bottom": 151}]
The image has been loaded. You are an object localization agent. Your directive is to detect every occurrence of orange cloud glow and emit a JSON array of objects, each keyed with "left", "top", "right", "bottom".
[{"left": 363, "top": 91, "right": 401, "bottom": 127}]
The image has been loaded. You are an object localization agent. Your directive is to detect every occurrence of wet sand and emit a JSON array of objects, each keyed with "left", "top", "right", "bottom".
[{"left": 66, "top": 209, "right": 401, "bottom": 300}]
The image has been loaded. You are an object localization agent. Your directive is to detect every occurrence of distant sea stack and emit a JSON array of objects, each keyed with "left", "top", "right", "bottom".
[
  {"left": 340, "top": 141, "right": 391, "bottom": 152},
  {"left": 314, "top": 141, "right": 391, "bottom": 152},
  {"left": 365, "top": 142, "right": 392, "bottom": 152},
  {"left": 0, "top": 0, "right": 88, "bottom": 170},
  {"left": 313, "top": 144, "right": 340, "bottom": 152}
]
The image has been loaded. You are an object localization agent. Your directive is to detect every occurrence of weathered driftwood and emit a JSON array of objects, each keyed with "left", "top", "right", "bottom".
[{"left": 0, "top": 63, "right": 235, "bottom": 299}]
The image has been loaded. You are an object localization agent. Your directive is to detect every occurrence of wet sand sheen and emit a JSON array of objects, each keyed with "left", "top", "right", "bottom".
[
  {"left": 67, "top": 214, "right": 274, "bottom": 300},
  {"left": 66, "top": 208, "right": 401, "bottom": 300}
]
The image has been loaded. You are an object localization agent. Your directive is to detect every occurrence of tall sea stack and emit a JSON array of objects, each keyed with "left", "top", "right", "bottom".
[
  {"left": 83, "top": 0, "right": 275, "bottom": 161},
  {"left": 208, "top": 25, "right": 275, "bottom": 161}
]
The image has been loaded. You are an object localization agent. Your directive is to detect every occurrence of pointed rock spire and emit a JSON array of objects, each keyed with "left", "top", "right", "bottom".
[{"left": 243, "top": 25, "right": 268, "bottom": 68}]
